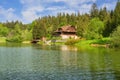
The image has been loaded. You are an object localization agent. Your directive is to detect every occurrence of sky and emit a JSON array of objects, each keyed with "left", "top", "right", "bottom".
[{"left": 0, "top": 0, "right": 118, "bottom": 24}]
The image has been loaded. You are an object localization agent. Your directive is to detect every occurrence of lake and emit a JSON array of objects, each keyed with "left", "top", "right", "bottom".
[{"left": 0, "top": 43, "right": 120, "bottom": 80}]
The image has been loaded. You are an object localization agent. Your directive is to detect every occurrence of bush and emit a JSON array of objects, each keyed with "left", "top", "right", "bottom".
[
  {"left": 0, "top": 24, "right": 9, "bottom": 37},
  {"left": 91, "top": 38, "right": 111, "bottom": 44},
  {"left": 111, "top": 26, "right": 120, "bottom": 48},
  {"left": 65, "top": 39, "right": 80, "bottom": 45},
  {"left": 21, "top": 30, "right": 32, "bottom": 41},
  {"left": 6, "top": 35, "right": 23, "bottom": 43},
  {"left": 85, "top": 18, "right": 104, "bottom": 40}
]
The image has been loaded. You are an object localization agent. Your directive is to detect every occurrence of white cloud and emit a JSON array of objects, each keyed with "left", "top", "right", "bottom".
[
  {"left": 78, "top": 4, "right": 92, "bottom": 14},
  {"left": 0, "top": 6, "right": 21, "bottom": 22},
  {"left": 100, "top": 1, "right": 116, "bottom": 10},
  {"left": 21, "top": 6, "right": 44, "bottom": 22},
  {"left": 69, "top": 0, "right": 96, "bottom": 4},
  {"left": 21, "top": 0, "right": 96, "bottom": 9},
  {"left": 0, "top": 0, "right": 117, "bottom": 23},
  {"left": 58, "top": 9, "right": 76, "bottom": 14},
  {"left": 20, "top": 0, "right": 36, "bottom": 4},
  {"left": 20, "top": 0, "right": 97, "bottom": 23}
]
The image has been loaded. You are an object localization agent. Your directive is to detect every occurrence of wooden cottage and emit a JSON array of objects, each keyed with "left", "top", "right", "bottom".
[{"left": 54, "top": 25, "right": 78, "bottom": 39}]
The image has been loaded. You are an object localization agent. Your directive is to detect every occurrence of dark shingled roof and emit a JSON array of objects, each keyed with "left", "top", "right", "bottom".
[{"left": 55, "top": 25, "right": 76, "bottom": 32}]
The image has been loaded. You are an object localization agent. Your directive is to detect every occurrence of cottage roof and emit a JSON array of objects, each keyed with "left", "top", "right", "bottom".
[{"left": 55, "top": 25, "right": 76, "bottom": 32}]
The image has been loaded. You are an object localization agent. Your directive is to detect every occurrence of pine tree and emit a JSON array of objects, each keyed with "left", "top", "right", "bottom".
[
  {"left": 90, "top": 3, "right": 99, "bottom": 18},
  {"left": 113, "top": 0, "right": 120, "bottom": 26},
  {"left": 99, "top": 7, "right": 109, "bottom": 23}
]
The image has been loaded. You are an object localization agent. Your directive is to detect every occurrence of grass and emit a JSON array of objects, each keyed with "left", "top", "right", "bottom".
[
  {"left": 0, "top": 37, "right": 6, "bottom": 43},
  {"left": 65, "top": 39, "right": 80, "bottom": 45},
  {"left": 75, "top": 40, "right": 93, "bottom": 47},
  {"left": 0, "top": 37, "right": 32, "bottom": 44},
  {"left": 91, "top": 38, "right": 111, "bottom": 44},
  {"left": 75, "top": 37, "right": 111, "bottom": 47},
  {"left": 0, "top": 36, "right": 111, "bottom": 48}
]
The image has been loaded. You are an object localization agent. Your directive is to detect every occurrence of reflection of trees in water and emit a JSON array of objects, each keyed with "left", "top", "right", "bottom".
[
  {"left": 32, "top": 44, "right": 60, "bottom": 51},
  {"left": 0, "top": 45, "right": 120, "bottom": 80},
  {"left": 32, "top": 44, "right": 78, "bottom": 51},
  {"left": 0, "top": 43, "right": 31, "bottom": 47},
  {"left": 60, "top": 47, "right": 118, "bottom": 80}
]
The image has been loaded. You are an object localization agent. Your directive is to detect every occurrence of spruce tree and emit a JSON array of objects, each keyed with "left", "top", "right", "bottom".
[
  {"left": 90, "top": 3, "right": 99, "bottom": 18},
  {"left": 114, "top": 0, "right": 120, "bottom": 26}
]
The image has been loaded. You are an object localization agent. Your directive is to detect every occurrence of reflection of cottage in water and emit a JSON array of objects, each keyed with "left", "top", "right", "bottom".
[
  {"left": 60, "top": 45, "right": 78, "bottom": 51},
  {"left": 54, "top": 25, "right": 78, "bottom": 39},
  {"left": 60, "top": 45, "right": 78, "bottom": 66}
]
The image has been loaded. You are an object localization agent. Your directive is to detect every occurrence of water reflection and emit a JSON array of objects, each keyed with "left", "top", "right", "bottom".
[
  {"left": 0, "top": 44, "right": 120, "bottom": 80},
  {"left": 0, "top": 43, "right": 31, "bottom": 47},
  {"left": 59, "top": 47, "right": 116, "bottom": 80},
  {"left": 60, "top": 45, "right": 78, "bottom": 51}
]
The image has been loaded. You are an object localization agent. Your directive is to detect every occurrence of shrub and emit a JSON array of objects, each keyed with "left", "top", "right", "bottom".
[
  {"left": 65, "top": 39, "right": 80, "bottom": 45},
  {"left": 6, "top": 30, "right": 23, "bottom": 43},
  {"left": 91, "top": 38, "right": 111, "bottom": 44},
  {"left": 85, "top": 18, "right": 104, "bottom": 40},
  {"left": 111, "top": 26, "right": 120, "bottom": 48},
  {"left": 6, "top": 35, "right": 23, "bottom": 43},
  {"left": 21, "top": 30, "right": 32, "bottom": 41}
]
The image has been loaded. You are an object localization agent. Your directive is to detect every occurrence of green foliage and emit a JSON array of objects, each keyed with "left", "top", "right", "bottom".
[
  {"left": 21, "top": 29, "right": 32, "bottom": 41},
  {"left": 90, "top": 3, "right": 99, "bottom": 18},
  {"left": 32, "top": 13, "right": 91, "bottom": 39},
  {"left": 75, "top": 39, "right": 94, "bottom": 47},
  {"left": 75, "top": 38, "right": 111, "bottom": 47},
  {"left": 91, "top": 38, "right": 111, "bottom": 44},
  {"left": 5, "top": 21, "right": 26, "bottom": 30},
  {"left": 99, "top": 7, "right": 110, "bottom": 22},
  {"left": 105, "top": 0, "right": 120, "bottom": 37},
  {"left": 85, "top": 18, "right": 104, "bottom": 39},
  {"left": 76, "top": 14, "right": 90, "bottom": 37},
  {"left": 111, "top": 25, "right": 120, "bottom": 47},
  {"left": 6, "top": 34, "right": 23, "bottom": 43},
  {"left": 0, "top": 24, "right": 9, "bottom": 37},
  {"left": 0, "top": 37, "right": 6, "bottom": 43},
  {"left": 65, "top": 39, "right": 80, "bottom": 45},
  {"left": 32, "top": 20, "right": 47, "bottom": 39},
  {"left": 2, "top": 21, "right": 32, "bottom": 43},
  {"left": 0, "top": 1, "right": 119, "bottom": 47},
  {"left": 6, "top": 23, "right": 23, "bottom": 43},
  {"left": 113, "top": 0, "right": 120, "bottom": 26}
]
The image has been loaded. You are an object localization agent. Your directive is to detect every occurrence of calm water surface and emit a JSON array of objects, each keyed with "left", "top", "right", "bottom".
[{"left": 0, "top": 43, "right": 120, "bottom": 80}]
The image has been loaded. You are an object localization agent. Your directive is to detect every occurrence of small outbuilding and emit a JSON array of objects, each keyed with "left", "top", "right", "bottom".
[{"left": 54, "top": 25, "right": 78, "bottom": 39}]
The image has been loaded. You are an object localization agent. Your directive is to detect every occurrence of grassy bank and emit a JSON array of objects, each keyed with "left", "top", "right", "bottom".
[
  {"left": 0, "top": 37, "right": 6, "bottom": 43},
  {"left": 0, "top": 37, "right": 111, "bottom": 48},
  {"left": 37, "top": 37, "right": 111, "bottom": 48},
  {"left": 75, "top": 38, "right": 111, "bottom": 48},
  {"left": 0, "top": 37, "right": 31, "bottom": 44}
]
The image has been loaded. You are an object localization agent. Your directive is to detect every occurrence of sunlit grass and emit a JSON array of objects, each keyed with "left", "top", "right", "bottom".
[
  {"left": 91, "top": 38, "right": 111, "bottom": 44},
  {"left": 0, "top": 37, "right": 6, "bottom": 43},
  {"left": 75, "top": 37, "right": 111, "bottom": 47}
]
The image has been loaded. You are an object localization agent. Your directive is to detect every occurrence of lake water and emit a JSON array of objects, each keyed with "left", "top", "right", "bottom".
[{"left": 0, "top": 43, "right": 120, "bottom": 80}]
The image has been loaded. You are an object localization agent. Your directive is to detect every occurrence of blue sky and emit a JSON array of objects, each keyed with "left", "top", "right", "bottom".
[{"left": 0, "top": 0, "right": 117, "bottom": 24}]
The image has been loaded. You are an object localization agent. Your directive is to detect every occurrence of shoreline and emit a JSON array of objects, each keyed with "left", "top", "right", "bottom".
[{"left": 0, "top": 37, "right": 112, "bottom": 48}]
